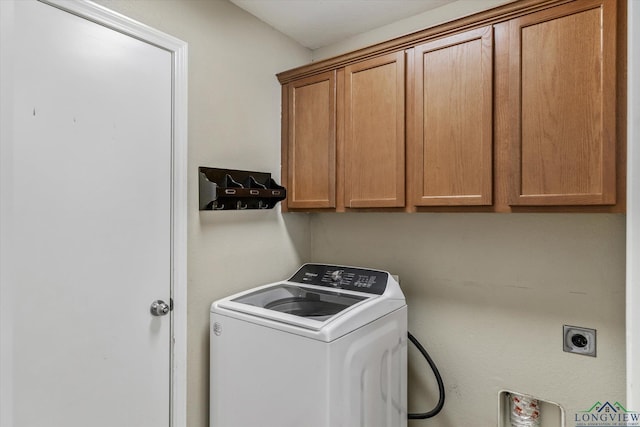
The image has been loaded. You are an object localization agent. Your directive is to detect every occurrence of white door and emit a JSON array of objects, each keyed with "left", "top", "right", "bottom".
[{"left": 0, "top": 1, "right": 187, "bottom": 426}]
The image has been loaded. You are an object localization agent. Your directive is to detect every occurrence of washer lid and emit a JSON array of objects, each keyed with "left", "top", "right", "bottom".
[
  {"left": 212, "top": 264, "right": 405, "bottom": 337},
  {"left": 233, "top": 284, "right": 367, "bottom": 320}
]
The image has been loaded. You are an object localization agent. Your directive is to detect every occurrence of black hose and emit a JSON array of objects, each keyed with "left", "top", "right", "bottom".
[{"left": 407, "top": 331, "right": 446, "bottom": 420}]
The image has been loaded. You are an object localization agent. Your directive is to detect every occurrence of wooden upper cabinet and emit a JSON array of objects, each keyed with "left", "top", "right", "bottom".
[
  {"left": 277, "top": 0, "right": 623, "bottom": 213},
  {"left": 344, "top": 52, "right": 405, "bottom": 208},
  {"left": 411, "top": 26, "right": 494, "bottom": 206},
  {"left": 286, "top": 71, "right": 336, "bottom": 209},
  {"left": 508, "top": 0, "right": 617, "bottom": 206}
]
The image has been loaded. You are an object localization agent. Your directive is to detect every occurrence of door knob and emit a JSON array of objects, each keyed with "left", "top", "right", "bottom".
[{"left": 150, "top": 300, "right": 170, "bottom": 316}]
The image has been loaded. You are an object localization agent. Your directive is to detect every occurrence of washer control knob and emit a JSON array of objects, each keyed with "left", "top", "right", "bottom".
[{"left": 330, "top": 270, "right": 343, "bottom": 283}]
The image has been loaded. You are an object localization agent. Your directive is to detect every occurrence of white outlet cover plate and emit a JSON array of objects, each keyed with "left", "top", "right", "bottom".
[{"left": 563, "top": 325, "right": 597, "bottom": 357}]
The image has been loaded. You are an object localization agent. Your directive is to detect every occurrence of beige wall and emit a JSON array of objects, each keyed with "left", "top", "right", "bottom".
[
  {"left": 91, "top": 1, "right": 627, "bottom": 426},
  {"left": 310, "top": 213, "right": 626, "bottom": 425},
  {"left": 311, "top": 4, "right": 627, "bottom": 424},
  {"left": 92, "top": 1, "right": 311, "bottom": 426}
]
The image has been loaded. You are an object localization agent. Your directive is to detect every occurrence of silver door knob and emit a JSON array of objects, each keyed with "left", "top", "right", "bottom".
[{"left": 150, "top": 300, "right": 170, "bottom": 316}]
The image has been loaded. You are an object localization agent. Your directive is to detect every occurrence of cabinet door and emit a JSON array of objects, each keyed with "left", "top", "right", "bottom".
[
  {"left": 344, "top": 52, "right": 405, "bottom": 208},
  {"left": 286, "top": 71, "right": 336, "bottom": 208},
  {"left": 412, "top": 26, "right": 493, "bottom": 206},
  {"left": 509, "top": 0, "right": 617, "bottom": 206}
]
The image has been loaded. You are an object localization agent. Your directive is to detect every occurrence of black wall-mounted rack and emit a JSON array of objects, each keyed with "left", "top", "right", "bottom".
[{"left": 198, "top": 167, "right": 286, "bottom": 211}]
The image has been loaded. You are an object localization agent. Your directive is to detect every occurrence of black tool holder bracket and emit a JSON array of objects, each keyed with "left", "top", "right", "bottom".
[{"left": 198, "top": 167, "right": 286, "bottom": 211}]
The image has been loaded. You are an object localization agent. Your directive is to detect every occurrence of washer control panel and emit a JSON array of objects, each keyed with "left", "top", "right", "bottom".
[{"left": 289, "top": 264, "right": 387, "bottom": 295}]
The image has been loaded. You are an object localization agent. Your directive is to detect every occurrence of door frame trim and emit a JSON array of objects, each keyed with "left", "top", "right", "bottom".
[
  {"left": 35, "top": 0, "right": 188, "bottom": 425},
  {"left": 628, "top": 0, "right": 639, "bottom": 410}
]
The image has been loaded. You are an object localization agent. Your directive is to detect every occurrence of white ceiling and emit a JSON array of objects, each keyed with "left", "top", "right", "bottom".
[{"left": 228, "top": 0, "right": 458, "bottom": 50}]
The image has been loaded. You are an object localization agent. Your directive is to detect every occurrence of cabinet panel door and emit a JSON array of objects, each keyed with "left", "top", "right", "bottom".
[
  {"left": 287, "top": 71, "right": 336, "bottom": 208},
  {"left": 412, "top": 26, "right": 493, "bottom": 206},
  {"left": 344, "top": 52, "right": 405, "bottom": 208},
  {"left": 509, "top": 0, "right": 617, "bottom": 205}
]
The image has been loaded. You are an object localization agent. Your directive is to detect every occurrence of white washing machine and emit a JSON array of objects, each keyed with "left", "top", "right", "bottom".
[{"left": 210, "top": 263, "right": 408, "bottom": 427}]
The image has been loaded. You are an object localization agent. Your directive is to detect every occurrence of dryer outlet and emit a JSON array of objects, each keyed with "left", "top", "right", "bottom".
[{"left": 563, "top": 325, "right": 596, "bottom": 357}]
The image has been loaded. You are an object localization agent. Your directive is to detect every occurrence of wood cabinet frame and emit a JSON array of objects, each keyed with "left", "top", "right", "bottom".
[
  {"left": 508, "top": 0, "right": 618, "bottom": 206},
  {"left": 344, "top": 52, "right": 406, "bottom": 208},
  {"left": 277, "top": 0, "right": 626, "bottom": 213},
  {"left": 411, "top": 26, "right": 494, "bottom": 206},
  {"left": 284, "top": 71, "right": 337, "bottom": 209}
]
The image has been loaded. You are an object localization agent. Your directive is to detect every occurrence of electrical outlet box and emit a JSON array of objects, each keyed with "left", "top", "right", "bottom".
[
  {"left": 498, "top": 391, "right": 565, "bottom": 427},
  {"left": 563, "top": 325, "right": 596, "bottom": 357}
]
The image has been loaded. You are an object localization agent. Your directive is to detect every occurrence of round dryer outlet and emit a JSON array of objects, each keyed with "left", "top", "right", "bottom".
[{"left": 563, "top": 325, "right": 596, "bottom": 357}]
